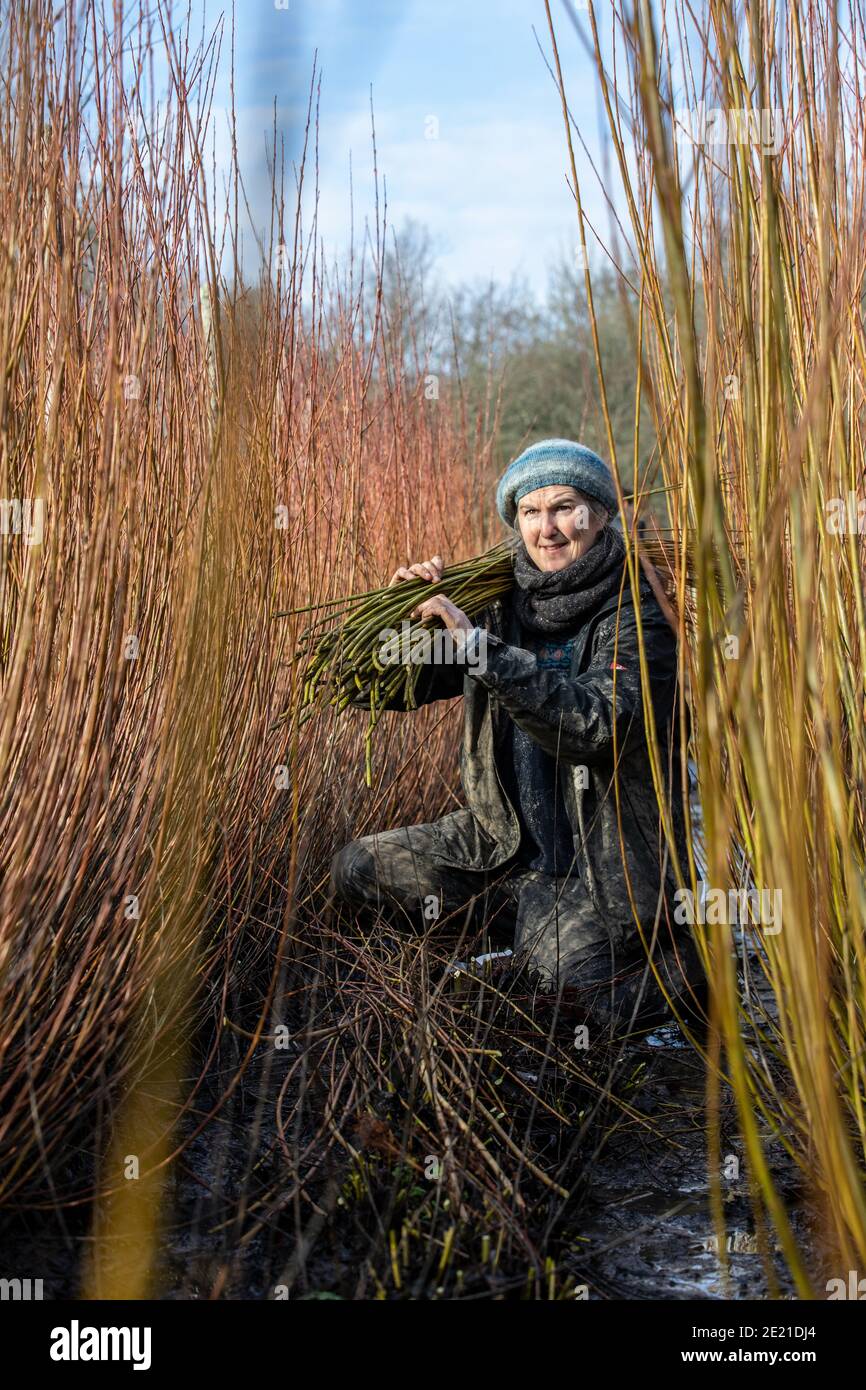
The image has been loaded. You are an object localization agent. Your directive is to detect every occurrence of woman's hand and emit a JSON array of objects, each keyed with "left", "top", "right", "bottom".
[
  {"left": 387, "top": 553, "right": 473, "bottom": 635},
  {"left": 388, "top": 554, "right": 444, "bottom": 587},
  {"left": 410, "top": 593, "right": 474, "bottom": 635}
]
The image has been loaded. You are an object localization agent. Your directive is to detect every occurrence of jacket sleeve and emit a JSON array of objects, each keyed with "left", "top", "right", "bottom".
[{"left": 466, "top": 601, "right": 677, "bottom": 763}]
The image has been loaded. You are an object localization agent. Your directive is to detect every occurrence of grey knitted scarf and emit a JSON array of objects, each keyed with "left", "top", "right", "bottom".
[{"left": 511, "top": 524, "right": 627, "bottom": 637}]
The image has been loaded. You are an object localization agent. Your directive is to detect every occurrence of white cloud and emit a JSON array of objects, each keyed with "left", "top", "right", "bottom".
[{"left": 305, "top": 104, "right": 604, "bottom": 296}]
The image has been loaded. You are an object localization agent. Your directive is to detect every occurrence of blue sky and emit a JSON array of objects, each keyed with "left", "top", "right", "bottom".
[{"left": 182, "top": 0, "right": 616, "bottom": 300}]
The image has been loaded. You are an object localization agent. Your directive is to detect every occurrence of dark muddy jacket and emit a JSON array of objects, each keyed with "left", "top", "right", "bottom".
[{"left": 359, "top": 577, "right": 691, "bottom": 929}]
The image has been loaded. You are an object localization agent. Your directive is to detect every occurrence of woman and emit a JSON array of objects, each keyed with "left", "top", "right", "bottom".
[{"left": 329, "top": 438, "right": 704, "bottom": 1033}]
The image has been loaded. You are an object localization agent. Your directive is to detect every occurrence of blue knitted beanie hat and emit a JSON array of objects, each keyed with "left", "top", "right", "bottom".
[{"left": 495, "top": 438, "right": 618, "bottom": 529}]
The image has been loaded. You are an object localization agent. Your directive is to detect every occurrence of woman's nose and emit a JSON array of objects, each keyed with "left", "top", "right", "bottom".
[{"left": 541, "top": 513, "right": 560, "bottom": 537}]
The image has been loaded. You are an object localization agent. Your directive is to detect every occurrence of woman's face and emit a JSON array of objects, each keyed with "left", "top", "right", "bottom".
[{"left": 516, "top": 485, "right": 608, "bottom": 572}]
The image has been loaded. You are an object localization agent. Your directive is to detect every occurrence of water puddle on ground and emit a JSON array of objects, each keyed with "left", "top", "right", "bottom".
[{"left": 566, "top": 1023, "right": 815, "bottom": 1299}]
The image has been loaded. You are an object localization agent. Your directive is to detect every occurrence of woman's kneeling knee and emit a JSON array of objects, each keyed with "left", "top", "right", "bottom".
[{"left": 329, "top": 840, "right": 374, "bottom": 905}]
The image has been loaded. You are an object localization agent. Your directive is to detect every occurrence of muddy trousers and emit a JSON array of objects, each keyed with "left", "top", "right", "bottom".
[{"left": 328, "top": 819, "right": 706, "bottom": 1032}]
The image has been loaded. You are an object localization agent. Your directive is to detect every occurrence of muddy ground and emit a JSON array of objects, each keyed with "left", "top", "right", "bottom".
[{"left": 0, "top": 1006, "right": 823, "bottom": 1301}]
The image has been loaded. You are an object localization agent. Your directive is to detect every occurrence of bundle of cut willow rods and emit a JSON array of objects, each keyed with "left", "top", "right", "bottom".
[
  {"left": 275, "top": 531, "right": 689, "bottom": 784},
  {"left": 275, "top": 541, "right": 517, "bottom": 783}
]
